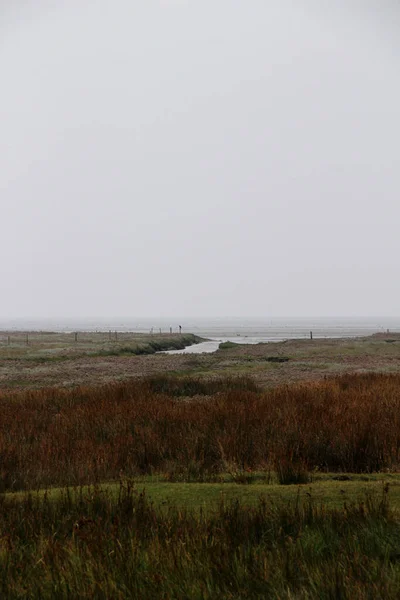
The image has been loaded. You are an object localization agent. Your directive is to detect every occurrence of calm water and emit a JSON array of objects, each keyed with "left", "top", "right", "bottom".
[{"left": 1, "top": 317, "right": 399, "bottom": 354}]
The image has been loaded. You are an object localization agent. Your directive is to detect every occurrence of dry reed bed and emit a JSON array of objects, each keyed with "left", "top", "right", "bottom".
[{"left": 1, "top": 373, "right": 400, "bottom": 491}]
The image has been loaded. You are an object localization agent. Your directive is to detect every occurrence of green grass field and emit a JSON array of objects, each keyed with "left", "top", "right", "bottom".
[
  {"left": 7, "top": 472, "right": 400, "bottom": 512},
  {"left": 1, "top": 478, "right": 399, "bottom": 599}
]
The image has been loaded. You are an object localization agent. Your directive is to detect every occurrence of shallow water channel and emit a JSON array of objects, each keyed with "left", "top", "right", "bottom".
[
  {"left": 162, "top": 334, "right": 282, "bottom": 354},
  {"left": 162, "top": 340, "right": 221, "bottom": 354}
]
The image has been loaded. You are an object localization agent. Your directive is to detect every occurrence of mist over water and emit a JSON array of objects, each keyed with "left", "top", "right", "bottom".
[{"left": 1, "top": 317, "right": 398, "bottom": 344}]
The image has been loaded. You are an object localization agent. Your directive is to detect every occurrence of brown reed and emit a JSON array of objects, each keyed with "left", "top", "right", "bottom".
[{"left": 1, "top": 372, "right": 400, "bottom": 491}]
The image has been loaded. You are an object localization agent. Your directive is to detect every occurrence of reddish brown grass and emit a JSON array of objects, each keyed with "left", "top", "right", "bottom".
[{"left": 1, "top": 373, "right": 400, "bottom": 491}]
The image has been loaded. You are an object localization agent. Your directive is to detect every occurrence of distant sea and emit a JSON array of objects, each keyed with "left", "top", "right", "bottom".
[{"left": 0, "top": 317, "right": 399, "bottom": 344}]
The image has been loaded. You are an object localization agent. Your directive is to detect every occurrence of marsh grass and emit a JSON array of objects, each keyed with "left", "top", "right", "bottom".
[
  {"left": 0, "top": 481, "right": 399, "bottom": 598},
  {"left": 2, "top": 373, "right": 400, "bottom": 596},
  {"left": 91, "top": 334, "right": 203, "bottom": 357},
  {"left": 1, "top": 373, "right": 400, "bottom": 492},
  {"left": 277, "top": 459, "right": 311, "bottom": 485},
  {"left": 219, "top": 341, "right": 239, "bottom": 349},
  {"left": 0, "top": 333, "right": 203, "bottom": 362}
]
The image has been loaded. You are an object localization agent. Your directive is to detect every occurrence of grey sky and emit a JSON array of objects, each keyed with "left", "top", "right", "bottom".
[{"left": 1, "top": 1, "right": 400, "bottom": 318}]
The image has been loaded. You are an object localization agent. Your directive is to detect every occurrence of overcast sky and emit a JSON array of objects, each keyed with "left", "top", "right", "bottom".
[{"left": 1, "top": 1, "right": 400, "bottom": 319}]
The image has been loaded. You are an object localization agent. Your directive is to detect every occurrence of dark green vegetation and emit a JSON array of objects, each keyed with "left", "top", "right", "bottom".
[
  {"left": 89, "top": 334, "right": 203, "bottom": 358},
  {"left": 219, "top": 341, "right": 240, "bottom": 349},
  {"left": 1, "top": 481, "right": 399, "bottom": 598}
]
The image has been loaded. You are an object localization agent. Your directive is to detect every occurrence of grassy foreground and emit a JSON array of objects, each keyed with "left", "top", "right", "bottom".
[
  {"left": 2, "top": 371, "right": 400, "bottom": 597},
  {"left": 1, "top": 481, "right": 400, "bottom": 599}
]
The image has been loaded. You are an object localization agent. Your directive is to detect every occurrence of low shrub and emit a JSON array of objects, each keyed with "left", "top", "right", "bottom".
[{"left": 219, "top": 341, "right": 239, "bottom": 350}]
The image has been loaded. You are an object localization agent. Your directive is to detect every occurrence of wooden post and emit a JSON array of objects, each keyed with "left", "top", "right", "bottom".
[
  {"left": 26, "top": 333, "right": 29, "bottom": 346},
  {"left": 74, "top": 332, "right": 78, "bottom": 343},
  {"left": 310, "top": 331, "right": 313, "bottom": 340},
  {"left": 115, "top": 331, "right": 118, "bottom": 342}
]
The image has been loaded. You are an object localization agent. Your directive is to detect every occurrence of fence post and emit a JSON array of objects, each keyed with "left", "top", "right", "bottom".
[
  {"left": 75, "top": 332, "right": 78, "bottom": 343},
  {"left": 310, "top": 331, "right": 313, "bottom": 340}
]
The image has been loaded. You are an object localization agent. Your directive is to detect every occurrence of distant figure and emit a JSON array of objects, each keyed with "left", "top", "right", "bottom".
[{"left": 179, "top": 325, "right": 182, "bottom": 334}]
